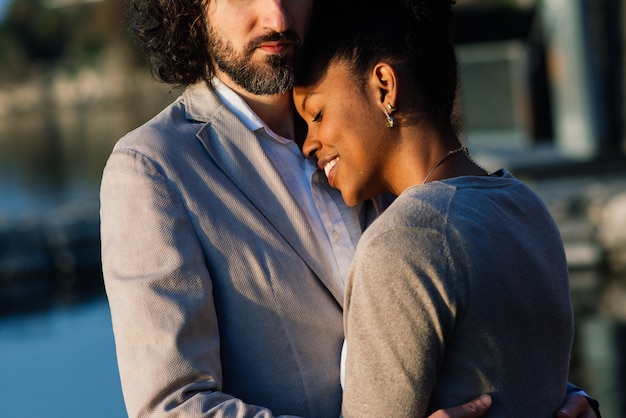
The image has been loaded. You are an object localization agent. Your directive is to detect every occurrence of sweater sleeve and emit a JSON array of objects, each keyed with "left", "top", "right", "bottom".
[{"left": 341, "top": 226, "right": 459, "bottom": 418}]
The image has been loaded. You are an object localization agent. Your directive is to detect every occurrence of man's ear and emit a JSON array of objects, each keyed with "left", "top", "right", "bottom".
[{"left": 370, "top": 62, "right": 398, "bottom": 112}]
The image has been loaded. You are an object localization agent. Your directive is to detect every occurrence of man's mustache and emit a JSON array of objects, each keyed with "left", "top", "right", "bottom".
[{"left": 247, "top": 31, "right": 301, "bottom": 54}]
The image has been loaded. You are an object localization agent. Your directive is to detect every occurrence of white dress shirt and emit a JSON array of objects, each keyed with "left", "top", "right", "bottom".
[{"left": 213, "top": 79, "right": 363, "bottom": 292}]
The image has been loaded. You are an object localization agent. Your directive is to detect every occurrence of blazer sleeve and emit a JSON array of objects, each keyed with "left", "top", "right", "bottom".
[{"left": 100, "top": 147, "right": 293, "bottom": 417}]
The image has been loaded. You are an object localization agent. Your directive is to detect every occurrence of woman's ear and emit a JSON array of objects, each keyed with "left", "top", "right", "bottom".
[{"left": 371, "top": 62, "right": 398, "bottom": 113}]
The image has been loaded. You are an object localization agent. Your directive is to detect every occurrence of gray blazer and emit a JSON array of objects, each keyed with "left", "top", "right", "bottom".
[{"left": 101, "top": 82, "right": 381, "bottom": 417}]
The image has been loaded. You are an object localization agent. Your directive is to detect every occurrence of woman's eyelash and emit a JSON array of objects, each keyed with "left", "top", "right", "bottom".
[{"left": 312, "top": 111, "right": 322, "bottom": 123}]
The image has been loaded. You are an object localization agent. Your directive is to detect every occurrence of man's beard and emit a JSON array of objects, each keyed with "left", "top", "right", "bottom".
[{"left": 208, "top": 27, "right": 300, "bottom": 95}]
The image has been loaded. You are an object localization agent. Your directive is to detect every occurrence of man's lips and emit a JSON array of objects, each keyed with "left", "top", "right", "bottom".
[
  {"left": 258, "top": 41, "right": 292, "bottom": 54},
  {"left": 251, "top": 31, "right": 300, "bottom": 55}
]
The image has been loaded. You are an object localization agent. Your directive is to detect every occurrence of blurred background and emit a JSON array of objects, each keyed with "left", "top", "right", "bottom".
[{"left": 0, "top": 0, "right": 624, "bottom": 416}]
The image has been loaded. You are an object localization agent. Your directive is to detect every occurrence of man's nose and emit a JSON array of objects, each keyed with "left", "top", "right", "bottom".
[{"left": 260, "top": 0, "right": 293, "bottom": 33}]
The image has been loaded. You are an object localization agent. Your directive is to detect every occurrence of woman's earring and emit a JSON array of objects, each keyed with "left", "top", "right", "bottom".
[
  {"left": 387, "top": 103, "right": 396, "bottom": 112},
  {"left": 384, "top": 110, "right": 395, "bottom": 128},
  {"left": 383, "top": 107, "right": 395, "bottom": 128}
]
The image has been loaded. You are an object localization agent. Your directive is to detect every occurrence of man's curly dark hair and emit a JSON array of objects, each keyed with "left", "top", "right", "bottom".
[{"left": 128, "top": 0, "right": 212, "bottom": 87}]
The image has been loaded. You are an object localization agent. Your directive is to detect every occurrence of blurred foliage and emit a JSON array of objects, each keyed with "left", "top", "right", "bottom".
[
  {"left": 0, "top": 0, "right": 531, "bottom": 85},
  {"left": 0, "top": 0, "right": 143, "bottom": 83},
  {"left": 459, "top": 0, "right": 535, "bottom": 9}
]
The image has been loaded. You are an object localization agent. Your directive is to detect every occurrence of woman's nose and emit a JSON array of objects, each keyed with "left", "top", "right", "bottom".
[{"left": 301, "top": 136, "right": 319, "bottom": 159}]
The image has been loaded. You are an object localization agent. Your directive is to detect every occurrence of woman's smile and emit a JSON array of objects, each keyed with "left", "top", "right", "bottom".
[
  {"left": 323, "top": 157, "right": 339, "bottom": 186},
  {"left": 295, "top": 62, "right": 392, "bottom": 206}
]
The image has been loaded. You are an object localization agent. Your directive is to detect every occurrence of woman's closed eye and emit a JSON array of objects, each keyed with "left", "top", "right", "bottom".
[{"left": 312, "top": 111, "right": 323, "bottom": 123}]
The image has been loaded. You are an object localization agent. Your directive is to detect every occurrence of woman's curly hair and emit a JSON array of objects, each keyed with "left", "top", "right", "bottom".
[{"left": 128, "top": 0, "right": 212, "bottom": 87}]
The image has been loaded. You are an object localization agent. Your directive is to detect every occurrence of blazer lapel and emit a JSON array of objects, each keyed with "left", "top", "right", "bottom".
[{"left": 185, "top": 85, "right": 343, "bottom": 304}]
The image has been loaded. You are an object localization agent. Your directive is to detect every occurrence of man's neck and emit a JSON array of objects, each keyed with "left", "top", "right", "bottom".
[{"left": 216, "top": 73, "right": 295, "bottom": 139}]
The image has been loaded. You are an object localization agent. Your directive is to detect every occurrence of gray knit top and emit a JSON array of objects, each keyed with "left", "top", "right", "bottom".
[{"left": 342, "top": 170, "right": 574, "bottom": 417}]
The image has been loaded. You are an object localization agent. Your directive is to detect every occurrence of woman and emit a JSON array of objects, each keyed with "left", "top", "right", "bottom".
[{"left": 293, "top": 0, "right": 576, "bottom": 416}]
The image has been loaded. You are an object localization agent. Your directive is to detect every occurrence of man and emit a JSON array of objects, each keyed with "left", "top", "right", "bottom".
[{"left": 100, "top": 0, "right": 598, "bottom": 416}]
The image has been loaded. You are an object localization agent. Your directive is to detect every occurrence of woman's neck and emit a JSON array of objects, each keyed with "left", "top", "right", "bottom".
[{"left": 384, "top": 126, "right": 487, "bottom": 194}]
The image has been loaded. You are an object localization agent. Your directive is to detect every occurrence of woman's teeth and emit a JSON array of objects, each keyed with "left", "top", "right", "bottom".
[{"left": 324, "top": 158, "right": 338, "bottom": 178}]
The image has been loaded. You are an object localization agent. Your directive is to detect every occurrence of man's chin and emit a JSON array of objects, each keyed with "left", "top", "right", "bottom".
[{"left": 240, "top": 71, "right": 294, "bottom": 95}]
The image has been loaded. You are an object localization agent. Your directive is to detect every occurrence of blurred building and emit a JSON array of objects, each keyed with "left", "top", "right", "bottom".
[{"left": 454, "top": 0, "right": 625, "bottom": 170}]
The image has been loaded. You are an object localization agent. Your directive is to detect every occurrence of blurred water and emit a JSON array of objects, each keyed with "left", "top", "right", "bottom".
[
  {"left": 0, "top": 297, "right": 126, "bottom": 417},
  {"left": 0, "top": 103, "right": 166, "bottom": 417},
  {"left": 0, "top": 0, "right": 11, "bottom": 22},
  {"left": 0, "top": 105, "right": 151, "bottom": 218}
]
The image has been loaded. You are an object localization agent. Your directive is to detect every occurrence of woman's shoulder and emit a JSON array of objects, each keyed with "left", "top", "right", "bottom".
[{"left": 362, "top": 185, "right": 454, "bottom": 244}]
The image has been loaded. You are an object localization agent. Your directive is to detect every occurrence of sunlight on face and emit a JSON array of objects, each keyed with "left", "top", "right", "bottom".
[
  {"left": 206, "top": 0, "right": 313, "bottom": 95},
  {"left": 294, "top": 62, "right": 390, "bottom": 206}
]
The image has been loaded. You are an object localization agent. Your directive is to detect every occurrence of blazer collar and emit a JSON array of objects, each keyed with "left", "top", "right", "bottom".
[{"left": 182, "top": 83, "right": 344, "bottom": 305}]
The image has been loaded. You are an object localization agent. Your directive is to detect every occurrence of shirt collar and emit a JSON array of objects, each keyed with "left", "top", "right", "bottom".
[
  {"left": 212, "top": 80, "right": 328, "bottom": 184},
  {"left": 213, "top": 77, "right": 264, "bottom": 132},
  {"left": 212, "top": 77, "right": 295, "bottom": 146}
]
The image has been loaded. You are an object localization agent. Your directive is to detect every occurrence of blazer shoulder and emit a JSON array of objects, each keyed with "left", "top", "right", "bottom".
[
  {"left": 114, "top": 84, "right": 228, "bottom": 153},
  {"left": 113, "top": 96, "right": 204, "bottom": 155}
]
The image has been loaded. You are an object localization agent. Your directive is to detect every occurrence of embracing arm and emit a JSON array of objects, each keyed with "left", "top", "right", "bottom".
[
  {"left": 341, "top": 227, "right": 456, "bottom": 417},
  {"left": 557, "top": 384, "right": 600, "bottom": 418},
  {"left": 100, "top": 148, "right": 282, "bottom": 417},
  {"left": 341, "top": 218, "right": 589, "bottom": 418},
  {"left": 427, "top": 395, "right": 493, "bottom": 418},
  {"left": 423, "top": 389, "right": 600, "bottom": 418}
]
